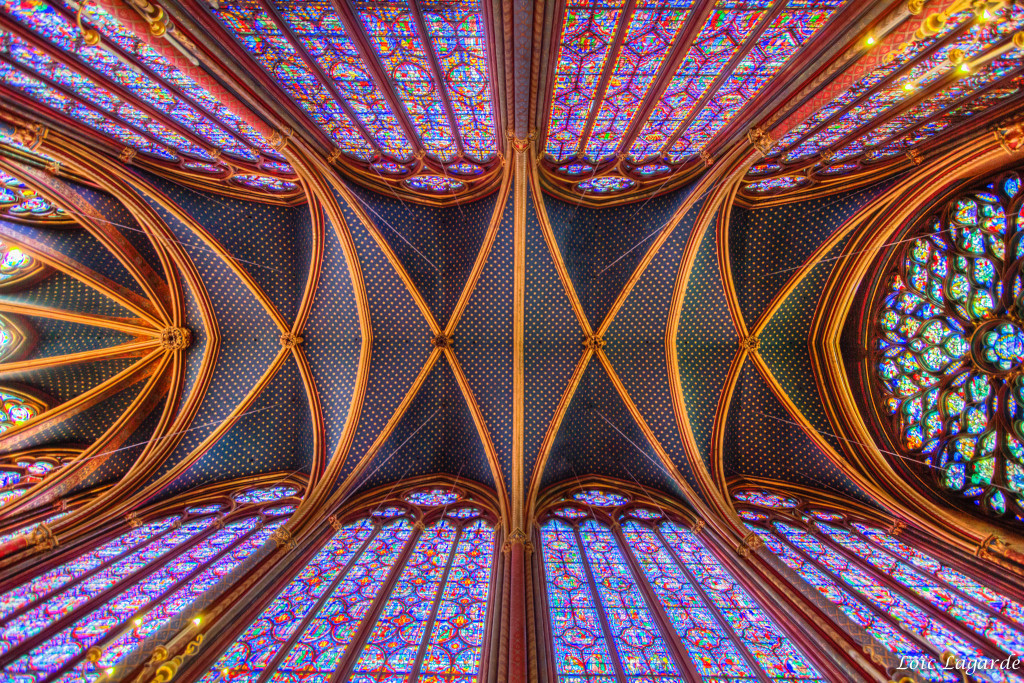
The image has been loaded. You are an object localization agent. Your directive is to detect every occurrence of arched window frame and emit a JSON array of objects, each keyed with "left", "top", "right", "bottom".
[
  {"left": 868, "top": 167, "right": 1024, "bottom": 524},
  {"left": 0, "top": 169, "right": 75, "bottom": 226},
  {"left": 192, "top": 476, "right": 502, "bottom": 683},
  {"left": 731, "top": 484, "right": 1024, "bottom": 680},
  {"left": 0, "top": 478, "right": 302, "bottom": 683},
  {"left": 0, "top": 447, "right": 76, "bottom": 511},
  {"left": 532, "top": 478, "right": 837, "bottom": 683}
]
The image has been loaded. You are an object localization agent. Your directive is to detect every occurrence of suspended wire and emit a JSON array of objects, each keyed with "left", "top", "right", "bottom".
[
  {"left": 345, "top": 184, "right": 441, "bottom": 272},
  {"left": 53, "top": 206, "right": 285, "bottom": 274},
  {"left": 759, "top": 224, "right": 959, "bottom": 279},
  {"left": 756, "top": 410, "right": 1024, "bottom": 499}
]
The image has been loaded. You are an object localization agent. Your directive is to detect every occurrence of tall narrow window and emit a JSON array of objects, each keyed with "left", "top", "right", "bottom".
[
  {"left": 537, "top": 486, "right": 827, "bottom": 682},
  {"left": 202, "top": 483, "right": 499, "bottom": 682},
  {"left": 734, "top": 487, "right": 1024, "bottom": 683},
  {"left": 0, "top": 484, "right": 298, "bottom": 682}
]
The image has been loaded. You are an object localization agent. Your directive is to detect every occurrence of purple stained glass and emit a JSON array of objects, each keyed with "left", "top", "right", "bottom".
[
  {"left": 621, "top": 520, "right": 759, "bottom": 681},
  {"left": 577, "top": 175, "right": 635, "bottom": 194},
  {"left": 852, "top": 522, "right": 1024, "bottom": 629},
  {"left": 210, "top": 0, "right": 375, "bottom": 160},
  {"left": 447, "top": 162, "right": 484, "bottom": 176},
  {"left": 186, "top": 505, "right": 223, "bottom": 515},
  {"left": 272, "top": 519, "right": 413, "bottom": 679},
  {"left": 0, "top": 511, "right": 70, "bottom": 547},
  {"left": 554, "top": 506, "right": 589, "bottom": 519},
  {"left": 181, "top": 162, "right": 226, "bottom": 174},
  {"left": 270, "top": 0, "right": 414, "bottom": 161},
  {"left": 733, "top": 490, "right": 799, "bottom": 508},
  {"left": 417, "top": 519, "right": 496, "bottom": 682},
  {"left": 0, "top": 60, "right": 177, "bottom": 161},
  {"left": 573, "top": 489, "right": 629, "bottom": 507},
  {"left": 199, "top": 518, "right": 375, "bottom": 682},
  {"left": 0, "top": 517, "right": 178, "bottom": 622},
  {"left": 582, "top": 0, "right": 693, "bottom": 163},
  {"left": 816, "top": 522, "right": 1024, "bottom": 658},
  {"left": 540, "top": 518, "right": 617, "bottom": 682},
  {"left": 0, "top": 517, "right": 213, "bottom": 671},
  {"left": 737, "top": 510, "right": 769, "bottom": 522},
  {"left": 72, "top": 518, "right": 288, "bottom": 681},
  {"left": 780, "top": 4, "right": 1024, "bottom": 164},
  {"left": 371, "top": 505, "right": 409, "bottom": 518},
  {"left": 0, "top": 170, "right": 65, "bottom": 220},
  {"left": 627, "top": 1, "right": 769, "bottom": 163},
  {"left": 770, "top": 520, "right": 1007, "bottom": 681},
  {"left": 14, "top": 518, "right": 262, "bottom": 682},
  {"left": 578, "top": 520, "right": 682, "bottom": 680},
  {"left": 626, "top": 507, "right": 662, "bottom": 520},
  {"left": 545, "top": 0, "right": 628, "bottom": 162},
  {"left": 231, "top": 174, "right": 298, "bottom": 192},
  {"left": 263, "top": 505, "right": 295, "bottom": 516},
  {"left": 233, "top": 486, "right": 298, "bottom": 504},
  {"left": 745, "top": 176, "right": 808, "bottom": 193},
  {"left": 404, "top": 175, "right": 465, "bottom": 193},
  {"left": 372, "top": 161, "right": 409, "bottom": 175},
  {"left": 354, "top": 0, "right": 458, "bottom": 162},
  {"left": 404, "top": 488, "right": 461, "bottom": 506},
  {"left": 0, "top": 0, "right": 261, "bottom": 162},
  {"left": 669, "top": 2, "right": 845, "bottom": 161},
  {"left": 749, "top": 525, "right": 953, "bottom": 682},
  {"left": 348, "top": 519, "right": 457, "bottom": 680},
  {"left": 419, "top": 0, "right": 499, "bottom": 162},
  {"left": 661, "top": 521, "right": 825, "bottom": 680}
]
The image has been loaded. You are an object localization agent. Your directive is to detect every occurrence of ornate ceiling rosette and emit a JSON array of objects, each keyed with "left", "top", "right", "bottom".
[{"left": 873, "top": 170, "right": 1024, "bottom": 522}]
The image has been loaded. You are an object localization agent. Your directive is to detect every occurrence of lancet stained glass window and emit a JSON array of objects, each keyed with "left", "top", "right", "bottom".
[
  {"left": 538, "top": 488, "right": 826, "bottom": 682},
  {"left": 752, "top": 4, "right": 1024, "bottom": 187},
  {"left": 201, "top": 484, "right": 497, "bottom": 682},
  {"left": 735, "top": 488, "right": 1024, "bottom": 683},
  {"left": 873, "top": 169, "right": 1024, "bottom": 521},
  {"left": 542, "top": 0, "right": 849, "bottom": 194},
  {"left": 0, "top": 484, "right": 297, "bottom": 682}
]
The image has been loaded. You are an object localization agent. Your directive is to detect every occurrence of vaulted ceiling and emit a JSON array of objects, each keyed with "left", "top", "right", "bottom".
[{"left": 1, "top": 0, "right": 1023, "bottom": 554}]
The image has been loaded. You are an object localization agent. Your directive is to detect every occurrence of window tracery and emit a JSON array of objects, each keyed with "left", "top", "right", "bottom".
[
  {"left": 0, "top": 170, "right": 68, "bottom": 223},
  {"left": 543, "top": 0, "right": 848, "bottom": 197},
  {"left": 0, "top": 483, "right": 298, "bottom": 682},
  {"left": 538, "top": 485, "right": 826, "bottom": 682},
  {"left": 201, "top": 482, "right": 498, "bottom": 683},
  {"left": 734, "top": 487, "right": 1024, "bottom": 682},
  {"left": 0, "top": 386, "right": 48, "bottom": 434},
  {"left": 747, "top": 4, "right": 1024, "bottom": 194},
  {"left": 0, "top": 449, "right": 74, "bottom": 509},
  {"left": 873, "top": 169, "right": 1024, "bottom": 522}
]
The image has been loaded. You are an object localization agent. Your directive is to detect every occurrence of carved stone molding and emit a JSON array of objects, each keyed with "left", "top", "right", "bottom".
[
  {"left": 12, "top": 123, "right": 46, "bottom": 150},
  {"left": 976, "top": 533, "right": 1010, "bottom": 561},
  {"left": 747, "top": 126, "right": 775, "bottom": 156},
  {"left": 739, "top": 335, "right": 760, "bottom": 352},
  {"left": 29, "top": 522, "right": 57, "bottom": 552},
  {"left": 736, "top": 531, "right": 765, "bottom": 558},
  {"left": 126, "top": 511, "right": 142, "bottom": 528},
  {"left": 269, "top": 527, "right": 295, "bottom": 550},
  {"left": 119, "top": 148, "right": 137, "bottom": 164},
  {"left": 432, "top": 332, "right": 453, "bottom": 350},
  {"left": 328, "top": 514, "right": 342, "bottom": 531},
  {"left": 160, "top": 327, "right": 191, "bottom": 351},
  {"left": 280, "top": 332, "right": 304, "bottom": 349},
  {"left": 270, "top": 127, "right": 293, "bottom": 151},
  {"left": 691, "top": 519, "right": 706, "bottom": 534},
  {"left": 503, "top": 527, "right": 529, "bottom": 554},
  {"left": 887, "top": 519, "right": 906, "bottom": 536}
]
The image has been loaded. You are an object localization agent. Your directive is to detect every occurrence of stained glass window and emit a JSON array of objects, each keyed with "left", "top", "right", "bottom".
[
  {"left": 0, "top": 170, "right": 67, "bottom": 222},
  {"left": 0, "top": 451, "right": 71, "bottom": 509},
  {"left": 0, "top": 387, "right": 48, "bottom": 434},
  {"left": 873, "top": 170, "right": 1024, "bottom": 521},
  {"left": 205, "top": 0, "right": 497, "bottom": 196},
  {"left": 201, "top": 486, "right": 496, "bottom": 682},
  {"left": 0, "top": 0, "right": 290, "bottom": 181},
  {"left": 735, "top": 489, "right": 1024, "bottom": 682},
  {"left": 0, "top": 238, "right": 48, "bottom": 291},
  {"left": 0, "top": 488, "right": 293, "bottom": 681},
  {"left": 542, "top": 0, "right": 849, "bottom": 194},
  {"left": 752, "top": 4, "right": 1024, "bottom": 185},
  {"left": 0, "top": 314, "right": 31, "bottom": 364},
  {"left": 539, "top": 493, "right": 826, "bottom": 682}
]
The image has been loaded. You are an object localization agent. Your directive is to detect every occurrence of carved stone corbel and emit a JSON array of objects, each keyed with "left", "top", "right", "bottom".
[
  {"left": 747, "top": 126, "right": 775, "bottom": 156},
  {"left": 29, "top": 522, "right": 57, "bottom": 552},
  {"left": 582, "top": 334, "right": 606, "bottom": 352},
  {"left": 736, "top": 531, "right": 764, "bottom": 559},
  {"left": 269, "top": 527, "right": 295, "bottom": 550}
]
